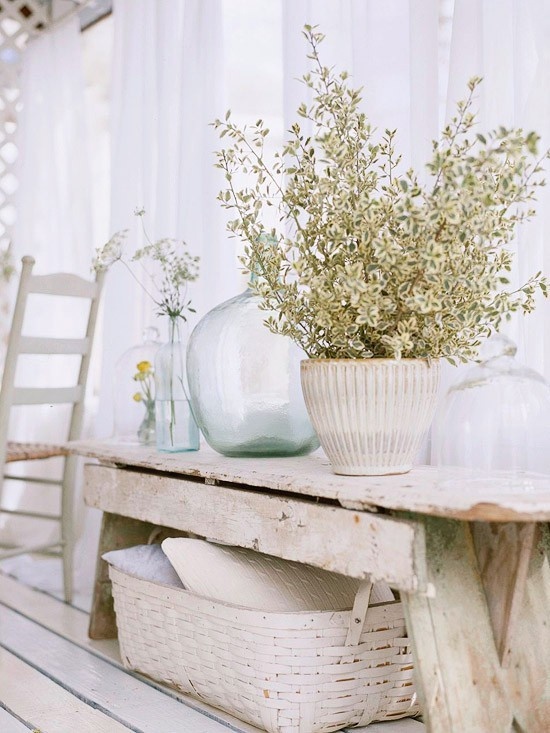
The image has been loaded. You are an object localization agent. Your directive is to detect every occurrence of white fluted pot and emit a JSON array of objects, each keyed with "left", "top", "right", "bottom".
[{"left": 301, "top": 359, "right": 441, "bottom": 476}]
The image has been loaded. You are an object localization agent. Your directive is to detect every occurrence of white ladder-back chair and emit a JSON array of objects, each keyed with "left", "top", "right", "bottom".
[{"left": 0, "top": 255, "right": 105, "bottom": 602}]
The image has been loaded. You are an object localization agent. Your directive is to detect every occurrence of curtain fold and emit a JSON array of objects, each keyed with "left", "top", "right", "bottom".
[
  {"left": 97, "top": 0, "right": 238, "bottom": 438},
  {"left": 448, "top": 0, "right": 550, "bottom": 379},
  {"left": 13, "top": 16, "right": 92, "bottom": 274}
]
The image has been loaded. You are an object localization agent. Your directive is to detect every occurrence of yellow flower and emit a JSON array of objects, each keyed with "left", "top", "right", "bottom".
[
  {"left": 133, "top": 392, "right": 142, "bottom": 402},
  {"left": 137, "top": 360, "right": 152, "bottom": 373}
]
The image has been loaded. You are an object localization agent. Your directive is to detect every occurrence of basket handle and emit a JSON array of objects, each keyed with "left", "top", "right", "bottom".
[
  {"left": 345, "top": 580, "right": 383, "bottom": 728},
  {"left": 345, "top": 579, "right": 373, "bottom": 646}
]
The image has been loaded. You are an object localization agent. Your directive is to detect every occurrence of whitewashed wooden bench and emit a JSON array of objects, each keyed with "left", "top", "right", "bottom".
[{"left": 71, "top": 440, "right": 550, "bottom": 733}]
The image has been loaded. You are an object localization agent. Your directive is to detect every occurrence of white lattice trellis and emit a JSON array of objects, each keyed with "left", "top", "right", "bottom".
[{"left": 0, "top": 1, "right": 49, "bottom": 257}]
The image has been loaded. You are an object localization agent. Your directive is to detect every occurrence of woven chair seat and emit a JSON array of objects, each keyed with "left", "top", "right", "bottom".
[{"left": 6, "top": 441, "right": 68, "bottom": 463}]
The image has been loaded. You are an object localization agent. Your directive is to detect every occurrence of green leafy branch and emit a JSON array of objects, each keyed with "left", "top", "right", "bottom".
[{"left": 213, "top": 25, "right": 548, "bottom": 363}]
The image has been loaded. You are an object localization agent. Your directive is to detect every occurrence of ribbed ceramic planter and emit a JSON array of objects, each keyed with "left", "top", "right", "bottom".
[{"left": 301, "top": 359, "right": 441, "bottom": 476}]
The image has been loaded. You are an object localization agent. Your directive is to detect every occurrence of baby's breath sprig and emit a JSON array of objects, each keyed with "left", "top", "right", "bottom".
[
  {"left": 214, "top": 25, "right": 548, "bottom": 364},
  {"left": 92, "top": 210, "right": 199, "bottom": 323}
]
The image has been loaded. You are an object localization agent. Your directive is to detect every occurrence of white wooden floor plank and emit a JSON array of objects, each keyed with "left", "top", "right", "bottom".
[
  {"left": 0, "top": 606, "right": 237, "bottom": 733},
  {"left": 0, "top": 706, "right": 32, "bottom": 733},
  {"left": 0, "top": 573, "right": 119, "bottom": 661},
  {"left": 0, "top": 649, "right": 135, "bottom": 733},
  {"left": 0, "top": 689, "right": 427, "bottom": 733}
]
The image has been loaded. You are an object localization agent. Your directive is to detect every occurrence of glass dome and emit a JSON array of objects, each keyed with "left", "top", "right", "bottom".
[
  {"left": 186, "top": 286, "right": 319, "bottom": 457},
  {"left": 113, "top": 326, "right": 161, "bottom": 445},
  {"left": 433, "top": 335, "right": 550, "bottom": 493}
]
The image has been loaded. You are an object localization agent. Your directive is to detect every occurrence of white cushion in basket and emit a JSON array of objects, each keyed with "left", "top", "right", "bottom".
[
  {"left": 161, "top": 538, "right": 394, "bottom": 612},
  {"left": 102, "top": 544, "right": 184, "bottom": 588}
]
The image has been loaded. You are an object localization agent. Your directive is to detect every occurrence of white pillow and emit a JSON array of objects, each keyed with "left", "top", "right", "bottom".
[
  {"left": 103, "top": 544, "right": 184, "bottom": 588},
  {"left": 161, "top": 538, "right": 394, "bottom": 612}
]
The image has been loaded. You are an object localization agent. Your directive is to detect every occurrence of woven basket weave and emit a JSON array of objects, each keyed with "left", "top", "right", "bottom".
[{"left": 109, "top": 565, "right": 419, "bottom": 733}]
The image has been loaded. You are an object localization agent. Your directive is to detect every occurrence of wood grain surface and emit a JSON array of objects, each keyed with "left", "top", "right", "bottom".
[{"left": 70, "top": 439, "right": 550, "bottom": 521}]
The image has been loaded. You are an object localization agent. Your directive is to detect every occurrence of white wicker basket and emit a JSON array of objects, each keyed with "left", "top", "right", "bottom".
[{"left": 108, "top": 565, "right": 419, "bottom": 733}]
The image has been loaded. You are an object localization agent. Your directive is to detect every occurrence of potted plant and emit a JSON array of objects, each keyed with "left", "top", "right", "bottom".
[{"left": 214, "top": 26, "right": 548, "bottom": 476}]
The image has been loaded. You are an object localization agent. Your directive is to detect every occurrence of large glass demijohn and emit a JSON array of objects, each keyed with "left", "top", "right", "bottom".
[
  {"left": 186, "top": 285, "right": 319, "bottom": 457},
  {"left": 433, "top": 335, "right": 550, "bottom": 493}
]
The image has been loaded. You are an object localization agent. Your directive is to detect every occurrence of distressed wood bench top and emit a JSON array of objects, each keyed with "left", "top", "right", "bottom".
[{"left": 69, "top": 438, "right": 550, "bottom": 522}]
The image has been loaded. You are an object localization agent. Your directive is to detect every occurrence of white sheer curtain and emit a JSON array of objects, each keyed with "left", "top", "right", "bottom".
[
  {"left": 97, "top": 0, "right": 238, "bottom": 438},
  {"left": 447, "top": 0, "right": 550, "bottom": 379},
  {"left": 282, "top": 0, "right": 440, "bottom": 173},
  {"left": 2, "top": 16, "right": 94, "bottom": 592},
  {"left": 14, "top": 17, "right": 92, "bottom": 276}
]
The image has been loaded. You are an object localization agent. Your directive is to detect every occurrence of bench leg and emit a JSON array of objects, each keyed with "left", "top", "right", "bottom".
[
  {"left": 88, "top": 512, "right": 159, "bottom": 639},
  {"left": 402, "top": 518, "right": 550, "bottom": 733}
]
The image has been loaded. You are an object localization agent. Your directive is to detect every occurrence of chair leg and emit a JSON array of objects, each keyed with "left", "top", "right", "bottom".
[
  {"left": 61, "top": 456, "right": 77, "bottom": 605},
  {"left": 62, "top": 531, "right": 74, "bottom": 604}
]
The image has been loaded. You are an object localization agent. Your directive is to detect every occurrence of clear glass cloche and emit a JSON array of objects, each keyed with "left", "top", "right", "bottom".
[
  {"left": 433, "top": 335, "right": 550, "bottom": 493},
  {"left": 113, "top": 326, "right": 161, "bottom": 445}
]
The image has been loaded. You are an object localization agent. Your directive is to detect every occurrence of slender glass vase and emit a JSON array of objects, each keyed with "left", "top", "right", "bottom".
[{"left": 155, "top": 318, "right": 199, "bottom": 452}]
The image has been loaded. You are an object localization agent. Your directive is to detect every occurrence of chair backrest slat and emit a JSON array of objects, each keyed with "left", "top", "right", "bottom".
[
  {"left": 12, "top": 386, "right": 84, "bottom": 406},
  {"left": 18, "top": 336, "right": 90, "bottom": 356},
  {"left": 27, "top": 272, "right": 99, "bottom": 299}
]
